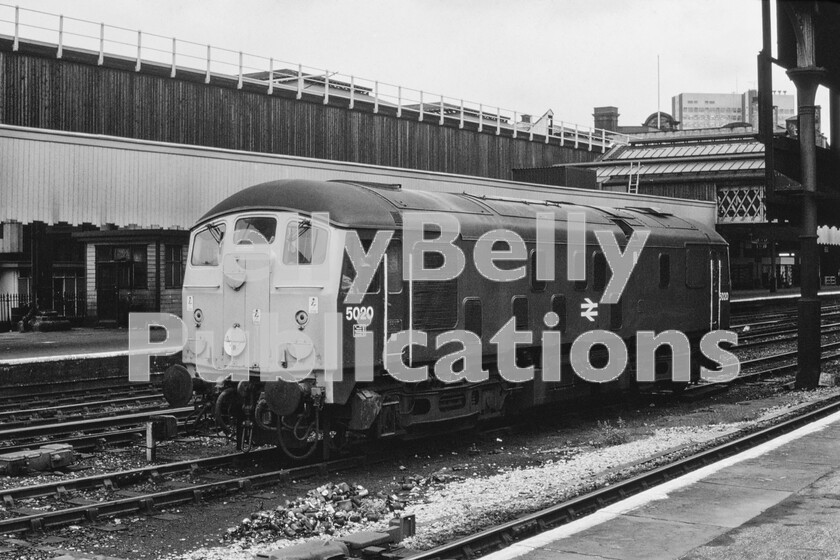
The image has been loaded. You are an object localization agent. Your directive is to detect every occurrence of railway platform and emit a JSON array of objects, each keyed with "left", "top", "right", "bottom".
[
  {"left": 0, "top": 327, "right": 176, "bottom": 387},
  {"left": 484, "top": 408, "right": 840, "bottom": 560},
  {"left": 0, "top": 328, "right": 129, "bottom": 362},
  {"left": 731, "top": 286, "right": 840, "bottom": 303}
]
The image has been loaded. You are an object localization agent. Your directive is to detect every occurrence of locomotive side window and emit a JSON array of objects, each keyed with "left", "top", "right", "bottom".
[
  {"left": 190, "top": 223, "right": 225, "bottom": 266},
  {"left": 659, "top": 253, "right": 671, "bottom": 288},
  {"left": 512, "top": 296, "right": 529, "bottom": 330},
  {"left": 573, "top": 250, "right": 587, "bottom": 290},
  {"left": 283, "top": 220, "right": 328, "bottom": 265},
  {"left": 234, "top": 217, "right": 276, "bottom": 245},
  {"left": 610, "top": 302, "right": 623, "bottom": 330},
  {"left": 530, "top": 250, "right": 546, "bottom": 292},
  {"left": 593, "top": 252, "right": 607, "bottom": 292},
  {"left": 551, "top": 294, "right": 566, "bottom": 332},
  {"left": 685, "top": 246, "right": 708, "bottom": 289},
  {"left": 464, "top": 298, "right": 482, "bottom": 337},
  {"left": 387, "top": 242, "right": 403, "bottom": 294},
  {"left": 340, "top": 252, "right": 381, "bottom": 295}
]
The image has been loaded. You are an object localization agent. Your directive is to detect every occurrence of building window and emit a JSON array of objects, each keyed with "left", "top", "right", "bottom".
[
  {"left": 97, "top": 245, "right": 148, "bottom": 289},
  {"left": 53, "top": 267, "right": 84, "bottom": 317},
  {"left": 165, "top": 245, "right": 184, "bottom": 289},
  {"left": 17, "top": 268, "right": 31, "bottom": 296}
]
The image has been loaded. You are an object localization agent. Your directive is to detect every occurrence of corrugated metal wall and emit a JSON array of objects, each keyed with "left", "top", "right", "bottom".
[
  {"left": 0, "top": 126, "right": 718, "bottom": 229},
  {"left": 0, "top": 49, "right": 594, "bottom": 179}
]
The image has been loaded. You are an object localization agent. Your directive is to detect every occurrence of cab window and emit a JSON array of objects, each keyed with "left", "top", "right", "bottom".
[
  {"left": 233, "top": 217, "right": 276, "bottom": 245},
  {"left": 190, "top": 223, "right": 225, "bottom": 266},
  {"left": 283, "top": 219, "right": 328, "bottom": 265}
]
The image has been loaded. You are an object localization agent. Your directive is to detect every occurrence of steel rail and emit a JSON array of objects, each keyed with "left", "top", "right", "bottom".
[
  {"left": 730, "top": 302, "right": 840, "bottom": 321},
  {"left": 736, "top": 323, "right": 840, "bottom": 350},
  {"left": 0, "top": 374, "right": 162, "bottom": 400},
  {"left": 730, "top": 308, "right": 840, "bottom": 331},
  {"left": 0, "top": 455, "right": 365, "bottom": 533},
  {"left": 0, "top": 396, "right": 168, "bottom": 428},
  {"left": 0, "top": 426, "right": 154, "bottom": 454},
  {"left": 0, "top": 406, "right": 194, "bottom": 441},
  {"left": 0, "top": 449, "right": 275, "bottom": 506},
  {"left": 737, "top": 340, "right": 840, "bottom": 370},
  {"left": 0, "top": 384, "right": 161, "bottom": 412}
]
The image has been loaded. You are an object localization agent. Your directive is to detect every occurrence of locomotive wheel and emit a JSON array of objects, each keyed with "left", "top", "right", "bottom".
[
  {"left": 214, "top": 388, "right": 243, "bottom": 436},
  {"left": 277, "top": 411, "right": 320, "bottom": 461}
]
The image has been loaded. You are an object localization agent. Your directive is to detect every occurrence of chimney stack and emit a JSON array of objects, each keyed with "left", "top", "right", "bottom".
[{"left": 593, "top": 106, "right": 620, "bottom": 131}]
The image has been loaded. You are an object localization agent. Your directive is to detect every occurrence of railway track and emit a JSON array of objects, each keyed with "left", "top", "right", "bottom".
[
  {"left": 0, "top": 374, "right": 162, "bottom": 400},
  {"left": 0, "top": 451, "right": 366, "bottom": 534},
  {"left": 678, "top": 333, "right": 840, "bottom": 403},
  {"left": 730, "top": 303, "right": 840, "bottom": 326},
  {"left": 0, "top": 382, "right": 162, "bottom": 413},
  {"left": 735, "top": 321, "right": 840, "bottom": 348},
  {"left": 730, "top": 308, "right": 840, "bottom": 332},
  {"left": 0, "top": 406, "right": 197, "bottom": 450},
  {"left": 0, "top": 394, "right": 169, "bottom": 429},
  {"left": 405, "top": 395, "right": 840, "bottom": 560}
]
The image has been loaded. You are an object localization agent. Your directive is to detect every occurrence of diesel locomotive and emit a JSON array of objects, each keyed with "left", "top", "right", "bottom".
[{"left": 162, "top": 179, "right": 731, "bottom": 459}]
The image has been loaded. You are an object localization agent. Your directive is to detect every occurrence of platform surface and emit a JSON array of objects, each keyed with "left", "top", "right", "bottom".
[
  {"left": 484, "top": 410, "right": 840, "bottom": 560},
  {"left": 730, "top": 287, "right": 840, "bottom": 303},
  {"left": 0, "top": 328, "right": 130, "bottom": 363}
]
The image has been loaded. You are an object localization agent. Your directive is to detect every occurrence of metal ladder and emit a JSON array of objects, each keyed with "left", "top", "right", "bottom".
[{"left": 628, "top": 161, "right": 640, "bottom": 194}]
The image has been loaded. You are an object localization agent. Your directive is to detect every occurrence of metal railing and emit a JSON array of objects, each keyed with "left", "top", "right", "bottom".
[
  {"left": 0, "top": 3, "right": 637, "bottom": 152},
  {"left": 0, "top": 292, "right": 31, "bottom": 326},
  {"left": 0, "top": 292, "right": 87, "bottom": 327}
]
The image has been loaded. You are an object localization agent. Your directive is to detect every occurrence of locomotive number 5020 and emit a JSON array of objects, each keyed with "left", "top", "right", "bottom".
[{"left": 345, "top": 306, "right": 374, "bottom": 322}]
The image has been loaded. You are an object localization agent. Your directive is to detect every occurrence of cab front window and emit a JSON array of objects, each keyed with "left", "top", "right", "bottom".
[
  {"left": 283, "top": 220, "right": 328, "bottom": 265},
  {"left": 233, "top": 217, "right": 276, "bottom": 245},
  {"left": 190, "top": 223, "right": 226, "bottom": 266}
]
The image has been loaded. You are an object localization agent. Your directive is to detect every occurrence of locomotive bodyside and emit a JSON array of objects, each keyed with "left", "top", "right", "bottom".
[{"left": 169, "top": 179, "right": 731, "bottom": 458}]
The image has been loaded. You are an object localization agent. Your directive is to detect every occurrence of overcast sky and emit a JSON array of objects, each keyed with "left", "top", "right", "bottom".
[{"left": 11, "top": 0, "right": 819, "bottom": 129}]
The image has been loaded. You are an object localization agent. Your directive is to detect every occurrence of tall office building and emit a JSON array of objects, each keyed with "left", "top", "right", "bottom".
[{"left": 672, "top": 91, "right": 795, "bottom": 130}]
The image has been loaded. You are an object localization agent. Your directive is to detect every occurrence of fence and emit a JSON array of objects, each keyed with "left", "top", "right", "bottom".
[
  {"left": 0, "top": 292, "right": 87, "bottom": 329},
  {"left": 0, "top": 292, "right": 31, "bottom": 328},
  {"left": 52, "top": 291, "right": 88, "bottom": 321},
  {"left": 0, "top": 3, "right": 637, "bottom": 152}
]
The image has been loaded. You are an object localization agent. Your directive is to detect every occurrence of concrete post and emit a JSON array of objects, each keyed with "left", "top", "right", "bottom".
[{"left": 788, "top": 66, "right": 825, "bottom": 389}]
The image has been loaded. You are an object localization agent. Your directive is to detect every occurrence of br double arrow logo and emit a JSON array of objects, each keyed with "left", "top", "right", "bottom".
[{"left": 580, "top": 298, "right": 599, "bottom": 322}]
